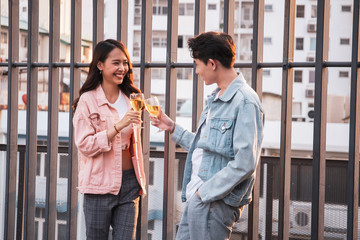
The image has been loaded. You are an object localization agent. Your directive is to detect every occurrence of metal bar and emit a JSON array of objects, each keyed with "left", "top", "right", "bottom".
[
  {"left": 96, "top": 0, "right": 104, "bottom": 43},
  {"left": 137, "top": 0, "right": 152, "bottom": 239},
  {"left": 23, "top": 0, "right": 39, "bottom": 238},
  {"left": 278, "top": 1, "right": 296, "bottom": 239},
  {"left": 117, "top": 0, "right": 128, "bottom": 45},
  {"left": 347, "top": 0, "right": 360, "bottom": 239},
  {"left": 163, "top": 0, "right": 178, "bottom": 239},
  {"left": 45, "top": 0, "right": 60, "bottom": 238},
  {"left": 16, "top": 150, "right": 25, "bottom": 240},
  {"left": 93, "top": 0, "right": 97, "bottom": 47},
  {"left": 265, "top": 163, "right": 274, "bottom": 239},
  {"left": 67, "top": 0, "right": 81, "bottom": 239},
  {"left": 5, "top": 0, "right": 19, "bottom": 239},
  {"left": 223, "top": 0, "right": 229, "bottom": 33},
  {"left": 248, "top": 0, "right": 264, "bottom": 238},
  {"left": 191, "top": 0, "right": 205, "bottom": 132},
  {"left": 311, "top": 0, "right": 330, "bottom": 239}
]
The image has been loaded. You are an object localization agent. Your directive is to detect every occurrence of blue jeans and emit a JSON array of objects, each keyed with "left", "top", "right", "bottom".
[
  {"left": 83, "top": 169, "right": 141, "bottom": 240},
  {"left": 176, "top": 193, "right": 244, "bottom": 240}
]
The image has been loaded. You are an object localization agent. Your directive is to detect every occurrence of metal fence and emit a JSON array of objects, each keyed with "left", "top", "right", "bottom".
[{"left": 2, "top": 0, "right": 360, "bottom": 240}]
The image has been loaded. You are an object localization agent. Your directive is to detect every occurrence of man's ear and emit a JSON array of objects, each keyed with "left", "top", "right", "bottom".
[{"left": 208, "top": 58, "right": 216, "bottom": 70}]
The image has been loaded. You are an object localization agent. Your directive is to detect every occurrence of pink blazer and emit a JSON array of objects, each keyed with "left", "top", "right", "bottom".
[{"left": 73, "top": 85, "right": 146, "bottom": 196}]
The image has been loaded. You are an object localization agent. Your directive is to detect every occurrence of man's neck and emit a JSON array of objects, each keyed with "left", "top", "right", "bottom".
[{"left": 217, "top": 68, "right": 238, "bottom": 96}]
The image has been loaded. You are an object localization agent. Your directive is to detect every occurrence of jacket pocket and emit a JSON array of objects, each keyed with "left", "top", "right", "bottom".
[
  {"left": 88, "top": 112, "right": 107, "bottom": 133},
  {"left": 209, "top": 119, "right": 234, "bottom": 157},
  {"left": 224, "top": 176, "right": 255, "bottom": 207}
]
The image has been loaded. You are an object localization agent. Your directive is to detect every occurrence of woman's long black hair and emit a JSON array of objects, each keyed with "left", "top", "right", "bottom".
[{"left": 72, "top": 39, "right": 140, "bottom": 112}]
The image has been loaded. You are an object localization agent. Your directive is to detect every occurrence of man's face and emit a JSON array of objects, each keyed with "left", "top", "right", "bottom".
[{"left": 194, "top": 58, "right": 216, "bottom": 85}]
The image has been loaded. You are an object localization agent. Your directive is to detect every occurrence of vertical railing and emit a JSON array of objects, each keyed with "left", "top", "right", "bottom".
[
  {"left": 278, "top": 1, "right": 296, "bottom": 239},
  {"left": 347, "top": 1, "right": 360, "bottom": 239},
  {"left": 191, "top": 0, "right": 206, "bottom": 131},
  {"left": 5, "top": 0, "right": 19, "bottom": 239},
  {"left": 163, "top": 1, "right": 178, "bottom": 239},
  {"left": 23, "top": 0, "right": 39, "bottom": 239},
  {"left": 249, "top": 0, "right": 264, "bottom": 239},
  {"left": 67, "top": 0, "right": 82, "bottom": 239},
  {"left": 138, "top": 0, "right": 153, "bottom": 239},
  {"left": 45, "top": 0, "right": 60, "bottom": 239},
  {"left": 311, "top": 1, "right": 330, "bottom": 239}
]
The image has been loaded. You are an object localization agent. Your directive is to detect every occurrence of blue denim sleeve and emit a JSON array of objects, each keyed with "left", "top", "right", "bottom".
[
  {"left": 171, "top": 124, "right": 195, "bottom": 151},
  {"left": 198, "top": 102, "right": 264, "bottom": 203}
]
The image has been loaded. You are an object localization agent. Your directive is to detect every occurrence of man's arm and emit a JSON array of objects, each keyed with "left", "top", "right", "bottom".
[{"left": 197, "top": 103, "right": 264, "bottom": 203}]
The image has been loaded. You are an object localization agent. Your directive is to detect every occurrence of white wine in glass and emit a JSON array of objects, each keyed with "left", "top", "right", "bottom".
[
  {"left": 145, "top": 96, "right": 163, "bottom": 132},
  {"left": 130, "top": 93, "right": 145, "bottom": 128},
  {"left": 145, "top": 96, "right": 160, "bottom": 117}
]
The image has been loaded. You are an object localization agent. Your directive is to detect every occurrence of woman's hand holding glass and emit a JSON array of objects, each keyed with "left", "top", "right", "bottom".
[
  {"left": 130, "top": 93, "right": 145, "bottom": 128},
  {"left": 115, "top": 109, "right": 142, "bottom": 131}
]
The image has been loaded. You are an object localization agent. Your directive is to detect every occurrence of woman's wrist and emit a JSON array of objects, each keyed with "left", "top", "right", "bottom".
[{"left": 114, "top": 123, "right": 121, "bottom": 134}]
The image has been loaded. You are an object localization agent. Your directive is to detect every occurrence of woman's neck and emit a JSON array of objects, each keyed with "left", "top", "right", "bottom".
[{"left": 101, "top": 82, "right": 120, "bottom": 104}]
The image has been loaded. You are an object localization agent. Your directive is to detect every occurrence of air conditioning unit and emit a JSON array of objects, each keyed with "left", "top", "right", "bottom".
[
  {"left": 291, "top": 204, "right": 311, "bottom": 232},
  {"left": 305, "top": 89, "right": 314, "bottom": 98},
  {"left": 307, "top": 23, "right": 316, "bottom": 33}
]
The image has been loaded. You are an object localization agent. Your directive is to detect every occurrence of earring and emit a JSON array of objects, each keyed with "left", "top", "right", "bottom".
[{"left": 99, "top": 70, "right": 102, "bottom": 75}]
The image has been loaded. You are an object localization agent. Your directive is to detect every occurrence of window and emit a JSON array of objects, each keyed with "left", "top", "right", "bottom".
[
  {"left": 1, "top": 31, "right": 7, "bottom": 44},
  {"left": 310, "top": 38, "right": 316, "bottom": 51},
  {"left": 148, "top": 220, "right": 155, "bottom": 230},
  {"left": 153, "top": 37, "right": 167, "bottom": 47},
  {"left": 296, "top": 38, "right": 304, "bottom": 50},
  {"left": 263, "top": 69, "right": 271, "bottom": 76},
  {"left": 309, "top": 70, "right": 315, "bottom": 83},
  {"left": 264, "top": 4, "right": 273, "bottom": 12},
  {"left": 311, "top": 5, "right": 317, "bottom": 18},
  {"left": 339, "top": 71, "right": 349, "bottom": 78},
  {"left": 153, "top": 6, "right": 168, "bottom": 15},
  {"left": 149, "top": 161, "right": 154, "bottom": 185},
  {"left": 296, "top": 5, "right": 304, "bottom": 18},
  {"left": 208, "top": 4, "right": 216, "bottom": 10},
  {"left": 292, "top": 102, "right": 302, "bottom": 116},
  {"left": 264, "top": 37, "right": 272, "bottom": 44},
  {"left": 59, "top": 154, "right": 68, "bottom": 179},
  {"left": 177, "top": 68, "right": 192, "bottom": 80},
  {"left": 340, "top": 38, "right": 350, "bottom": 45},
  {"left": 134, "top": 6, "right": 141, "bottom": 25},
  {"left": 179, "top": 3, "right": 194, "bottom": 16},
  {"left": 342, "top": 5, "right": 351, "bottom": 12},
  {"left": 306, "top": 89, "right": 314, "bottom": 98},
  {"left": 178, "top": 36, "right": 183, "bottom": 48},
  {"left": 294, "top": 70, "right": 302, "bottom": 83},
  {"left": 22, "top": 35, "right": 27, "bottom": 48},
  {"left": 307, "top": 56, "right": 315, "bottom": 62}
]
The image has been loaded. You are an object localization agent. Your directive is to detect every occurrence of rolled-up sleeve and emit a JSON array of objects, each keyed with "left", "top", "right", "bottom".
[{"left": 73, "top": 105, "right": 111, "bottom": 157}]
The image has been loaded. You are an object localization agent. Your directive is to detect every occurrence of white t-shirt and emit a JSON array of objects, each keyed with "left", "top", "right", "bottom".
[
  {"left": 186, "top": 92, "right": 219, "bottom": 200},
  {"left": 109, "top": 91, "right": 133, "bottom": 150}
]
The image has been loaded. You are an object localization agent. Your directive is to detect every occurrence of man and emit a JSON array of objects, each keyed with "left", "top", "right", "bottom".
[{"left": 150, "top": 31, "right": 264, "bottom": 240}]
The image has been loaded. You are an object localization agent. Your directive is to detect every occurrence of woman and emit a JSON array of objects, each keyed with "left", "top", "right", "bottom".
[{"left": 72, "top": 39, "right": 146, "bottom": 240}]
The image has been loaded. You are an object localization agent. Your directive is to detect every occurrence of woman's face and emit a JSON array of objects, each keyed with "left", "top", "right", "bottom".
[{"left": 97, "top": 47, "right": 129, "bottom": 87}]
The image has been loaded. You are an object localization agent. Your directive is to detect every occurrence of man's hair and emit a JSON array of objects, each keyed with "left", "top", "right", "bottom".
[{"left": 187, "top": 31, "right": 236, "bottom": 68}]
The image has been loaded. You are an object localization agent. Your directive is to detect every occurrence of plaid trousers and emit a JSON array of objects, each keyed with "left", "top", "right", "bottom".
[{"left": 83, "top": 169, "right": 141, "bottom": 240}]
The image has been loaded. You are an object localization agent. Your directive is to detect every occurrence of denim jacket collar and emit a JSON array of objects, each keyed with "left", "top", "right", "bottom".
[{"left": 209, "top": 73, "right": 246, "bottom": 103}]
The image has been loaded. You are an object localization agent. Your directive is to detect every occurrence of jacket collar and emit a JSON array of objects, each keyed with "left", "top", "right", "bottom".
[
  {"left": 95, "top": 84, "right": 112, "bottom": 106},
  {"left": 210, "top": 73, "right": 246, "bottom": 103}
]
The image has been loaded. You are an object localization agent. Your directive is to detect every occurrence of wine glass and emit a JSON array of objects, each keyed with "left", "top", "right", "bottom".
[
  {"left": 145, "top": 96, "right": 163, "bottom": 132},
  {"left": 129, "top": 93, "right": 145, "bottom": 129},
  {"left": 145, "top": 96, "right": 160, "bottom": 117}
]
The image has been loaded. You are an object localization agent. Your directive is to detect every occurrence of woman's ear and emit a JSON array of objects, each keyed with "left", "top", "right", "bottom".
[{"left": 97, "top": 62, "right": 103, "bottom": 72}]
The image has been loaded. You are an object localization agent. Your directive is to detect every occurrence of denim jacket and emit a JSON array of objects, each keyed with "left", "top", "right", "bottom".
[{"left": 172, "top": 73, "right": 264, "bottom": 207}]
